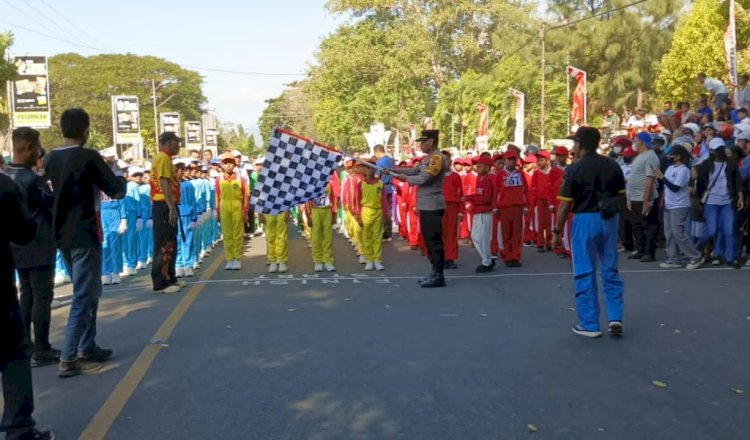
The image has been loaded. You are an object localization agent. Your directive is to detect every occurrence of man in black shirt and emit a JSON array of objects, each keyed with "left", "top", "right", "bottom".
[
  {"left": 7, "top": 128, "right": 59, "bottom": 367},
  {"left": 0, "top": 172, "right": 54, "bottom": 440},
  {"left": 553, "top": 127, "right": 626, "bottom": 338},
  {"left": 45, "top": 108, "right": 127, "bottom": 378}
]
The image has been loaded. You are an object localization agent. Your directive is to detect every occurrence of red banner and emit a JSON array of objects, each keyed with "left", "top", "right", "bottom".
[
  {"left": 477, "top": 103, "right": 489, "bottom": 137},
  {"left": 567, "top": 66, "right": 586, "bottom": 125}
]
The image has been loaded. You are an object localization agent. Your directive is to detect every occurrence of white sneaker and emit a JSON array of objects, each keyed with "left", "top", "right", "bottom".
[
  {"left": 200, "top": 250, "right": 207, "bottom": 260},
  {"left": 359, "top": 255, "right": 366, "bottom": 264},
  {"left": 268, "top": 263, "right": 279, "bottom": 273},
  {"left": 119, "top": 271, "right": 130, "bottom": 278},
  {"left": 176, "top": 268, "right": 185, "bottom": 278},
  {"left": 156, "top": 284, "right": 181, "bottom": 294},
  {"left": 374, "top": 262, "right": 385, "bottom": 271},
  {"left": 184, "top": 267, "right": 195, "bottom": 277},
  {"left": 136, "top": 262, "right": 145, "bottom": 270},
  {"left": 54, "top": 275, "right": 65, "bottom": 286},
  {"left": 325, "top": 263, "right": 336, "bottom": 272},
  {"left": 314, "top": 263, "right": 324, "bottom": 272},
  {"left": 64, "top": 275, "right": 71, "bottom": 283},
  {"left": 225, "top": 262, "right": 233, "bottom": 271},
  {"left": 365, "top": 262, "right": 374, "bottom": 271},
  {"left": 146, "top": 257, "right": 152, "bottom": 265},
  {"left": 102, "top": 275, "right": 112, "bottom": 285},
  {"left": 278, "top": 263, "right": 288, "bottom": 273},
  {"left": 111, "top": 274, "right": 121, "bottom": 285},
  {"left": 234, "top": 260, "right": 242, "bottom": 270}
]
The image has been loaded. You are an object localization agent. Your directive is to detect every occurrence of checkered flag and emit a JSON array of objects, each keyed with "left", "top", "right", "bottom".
[{"left": 252, "top": 128, "right": 342, "bottom": 215}]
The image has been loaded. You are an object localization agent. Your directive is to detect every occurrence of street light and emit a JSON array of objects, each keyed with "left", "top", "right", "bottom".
[{"left": 444, "top": 111, "right": 456, "bottom": 146}]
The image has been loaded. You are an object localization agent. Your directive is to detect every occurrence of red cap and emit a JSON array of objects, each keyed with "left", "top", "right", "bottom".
[
  {"left": 503, "top": 149, "right": 519, "bottom": 160},
  {"left": 536, "top": 150, "right": 551, "bottom": 160},
  {"left": 491, "top": 153, "right": 503, "bottom": 163},
  {"left": 523, "top": 155, "right": 538, "bottom": 164},
  {"left": 553, "top": 146, "right": 570, "bottom": 156},
  {"left": 475, "top": 156, "right": 494, "bottom": 167},
  {"left": 621, "top": 146, "right": 636, "bottom": 158}
]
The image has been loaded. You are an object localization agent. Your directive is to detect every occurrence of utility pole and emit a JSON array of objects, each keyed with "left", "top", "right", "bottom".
[
  {"left": 151, "top": 79, "right": 159, "bottom": 148},
  {"left": 540, "top": 24, "right": 546, "bottom": 149}
]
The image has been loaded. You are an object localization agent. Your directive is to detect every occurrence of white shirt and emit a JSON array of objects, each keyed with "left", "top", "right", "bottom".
[
  {"left": 664, "top": 164, "right": 691, "bottom": 210},
  {"left": 625, "top": 116, "right": 644, "bottom": 128},
  {"left": 703, "top": 77, "right": 727, "bottom": 94}
]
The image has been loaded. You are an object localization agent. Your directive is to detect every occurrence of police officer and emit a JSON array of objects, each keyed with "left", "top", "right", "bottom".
[
  {"left": 389, "top": 129, "right": 448, "bottom": 288},
  {"left": 553, "top": 127, "right": 626, "bottom": 338}
]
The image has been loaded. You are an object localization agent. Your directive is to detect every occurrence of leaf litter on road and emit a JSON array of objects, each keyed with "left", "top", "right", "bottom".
[
  {"left": 652, "top": 380, "right": 668, "bottom": 388},
  {"left": 527, "top": 424, "right": 538, "bottom": 432},
  {"left": 731, "top": 388, "right": 744, "bottom": 394}
]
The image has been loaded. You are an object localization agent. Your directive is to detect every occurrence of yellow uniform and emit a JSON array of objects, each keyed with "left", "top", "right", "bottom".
[
  {"left": 309, "top": 186, "right": 334, "bottom": 265},
  {"left": 216, "top": 174, "right": 248, "bottom": 261},
  {"left": 359, "top": 179, "right": 385, "bottom": 263},
  {"left": 265, "top": 213, "right": 289, "bottom": 264}
]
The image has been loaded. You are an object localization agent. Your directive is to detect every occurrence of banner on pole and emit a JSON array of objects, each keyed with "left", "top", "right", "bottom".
[
  {"left": 725, "top": 0, "right": 738, "bottom": 92},
  {"left": 476, "top": 102, "right": 489, "bottom": 149},
  {"left": 111, "top": 96, "right": 140, "bottom": 144},
  {"left": 567, "top": 65, "right": 587, "bottom": 126},
  {"left": 509, "top": 88, "right": 525, "bottom": 147},
  {"left": 252, "top": 128, "right": 342, "bottom": 215},
  {"left": 160, "top": 112, "right": 180, "bottom": 134},
  {"left": 10, "top": 55, "right": 51, "bottom": 128},
  {"left": 184, "top": 121, "right": 202, "bottom": 150}
]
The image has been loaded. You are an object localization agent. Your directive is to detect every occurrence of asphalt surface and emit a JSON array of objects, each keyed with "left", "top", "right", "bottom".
[{"left": 9, "top": 224, "right": 750, "bottom": 439}]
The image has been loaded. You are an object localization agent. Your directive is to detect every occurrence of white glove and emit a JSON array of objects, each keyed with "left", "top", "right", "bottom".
[
  {"left": 118, "top": 218, "right": 128, "bottom": 234},
  {"left": 146, "top": 219, "right": 153, "bottom": 229},
  {"left": 136, "top": 218, "right": 144, "bottom": 232},
  {"left": 189, "top": 221, "right": 197, "bottom": 230}
]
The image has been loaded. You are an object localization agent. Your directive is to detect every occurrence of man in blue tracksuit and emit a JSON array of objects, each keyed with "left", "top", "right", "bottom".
[
  {"left": 101, "top": 191, "right": 127, "bottom": 285},
  {"left": 138, "top": 168, "right": 153, "bottom": 269},
  {"left": 207, "top": 170, "right": 219, "bottom": 247},
  {"left": 553, "top": 127, "right": 626, "bottom": 338},
  {"left": 191, "top": 162, "right": 207, "bottom": 267},
  {"left": 123, "top": 166, "right": 144, "bottom": 275},
  {"left": 176, "top": 160, "right": 197, "bottom": 277}
]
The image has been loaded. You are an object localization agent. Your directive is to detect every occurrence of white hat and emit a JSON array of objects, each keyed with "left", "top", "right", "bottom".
[
  {"left": 128, "top": 166, "right": 144, "bottom": 175},
  {"left": 736, "top": 131, "right": 750, "bottom": 141},
  {"left": 143, "top": 161, "right": 152, "bottom": 171},
  {"left": 172, "top": 158, "right": 187, "bottom": 166},
  {"left": 101, "top": 149, "right": 117, "bottom": 159},
  {"left": 660, "top": 129, "right": 672, "bottom": 137},
  {"left": 231, "top": 150, "right": 242, "bottom": 157},
  {"left": 682, "top": 123, "right": 700, "bottom": 135},
  {"left": 734, "top": 122, "right": 750, "bottom": 136},
  {"left": 209, "top": 170, "right": 220, "bottom": 178},
  {"left": 117, "top": 159, "right": 128, "bottom": 169},
  {"left": 241, "top": 155, "right": 250, "bottom": 163},
  {"left": 254, "top": 158, "right": 264, "bottom": 165},
  {"left": 709, "top": 138, "right": 725, "bottom": 150}
]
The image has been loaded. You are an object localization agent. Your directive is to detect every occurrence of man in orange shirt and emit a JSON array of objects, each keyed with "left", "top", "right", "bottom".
[{"left": 150, "top": 132, "right": 183, "bottom": 294}]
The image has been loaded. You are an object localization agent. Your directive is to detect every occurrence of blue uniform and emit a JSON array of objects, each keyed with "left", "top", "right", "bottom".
[
  {"left": 123, "top": 181, "right": 141, "bottom": 270},
  {"left": 139, "top": 183, "right": 153, "bottom": 265},
  {"left": 207, "top": 177, "right": 218, "bottom": 246},
  {"left": 101, "top": 193, "right": 126, "bottom": 276},
  {"left": 192, "top": 178, "right": 208, "bottom": 260},
  {"left": 177, "top": 179, "right": 197, "bottom": 270}
]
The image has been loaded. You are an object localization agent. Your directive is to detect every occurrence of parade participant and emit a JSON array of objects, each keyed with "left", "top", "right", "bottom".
[
  {"left": 554, "top": 127, "right": 625, "bottom": 338},
  {"left": 389, "top": 129, "right": 448, "bottom": 288},
  {"left": 521, "top": 154, "right": 537, "bottom": 247},
  {"left": 442, "top": 150, "right": 463, "bottom": 269},
  {"left": 150, "top": 132, "right": 183, "bottom": 294},
  {"left": 306, "top": 179, "right": 336, "bottom": 272},
  {"left": 496, "top": 149, "right": 529, "bottom": 267},
  {"left": 549, "top": 146, "right": 568, "bottom": 257},
  {"left": 137, "top": 167, "right": 153, "bottom": 270},
  {"left": 123, "top": 166, "right": 144, "bottom": 276},
  {"left": 45, "top": 108, "right": 126, "bottom": 376},
  {"left": 406, "top": 157, "right": 423, "bottom": 251},
  {"left": 191, "top": 162, "right": 208, "bottom": 267},
  {"left": 175, "top": 160, "right": 197, "bottom": 277},
  {"left": 627, "top": 132, "right": 661, "bottom": 262},
  {"left": 7, "top": 127, "right": 60, "bottom": 367},
  {"left": 215, "top": 152, "right": 249, "bottom": 271},
  {"left": 690, "top": 138, "right": 745, "bottom": 269},
  {"left": 206, "top": 169, "right": 219, "bottom": 248},
  {"left": 261, "top": 210, "right": 290, "bottom": 273},
  {"left": 374, "top": 144, "right": 395, "bottom": 240},
  {"left": 339, "top": 158, "right": 353, "bottom": 237},
  {"left": 460, "top": 158, "right": 477, "bottom": 243},
  {"left": 463, "top": 156, "right": 494, "bottom": 272},
  {"left": 349, "top": 161, "right": 366, "bottom": 261},
  {"left": 202, "top": 149, "right": 214, "bottom": 164},
  {"left": 394, "top": 160, "right": 410, "bottom": 241},
  {"left": 0, "top": 169, "right": 55, "bottom": 440},
  {"left": 355, "top": 159, "right": 388, "bottom": 271},
  {"left": 531, "top": 151, "right": 553, "bottom": 252},
  {"left": 490, "top": 153, "right": 503, "bottom": 256},
  {"left": 652, "top": 145, "right": 704, "bottom": 268}
]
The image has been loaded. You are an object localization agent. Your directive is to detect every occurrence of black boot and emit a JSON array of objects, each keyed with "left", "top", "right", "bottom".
[{"left": 421, "top": 273, "right": 446, "bottom": 288}]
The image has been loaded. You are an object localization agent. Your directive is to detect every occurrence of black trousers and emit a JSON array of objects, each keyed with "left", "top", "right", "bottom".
[
  {"left": 151, "top": 201, "right": 178, "bottom": 291},
  {"left": 245, "top": 206, "right": 256, "bottom": 234},
  {"left": 419, "top": 209, "right": 445, "bottom": 275},
  {"left": 382, "top": 193, "right": 393, "bottom": 239},
  {"left": 630, "top": 200, "right": 659, "bottom": 257},
  {"left": 17, "top": 265, "right": 54, "bottom": 353},
  {"left": 1, "top": 350, "right": 35, "bottom": 440}
]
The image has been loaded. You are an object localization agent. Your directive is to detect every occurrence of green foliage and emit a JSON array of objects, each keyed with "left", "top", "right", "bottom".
[
  {"left": 42, "top": 53, "right": 206, "bottom": 150},
  {"left": 258, "top": 81, "right": 317, "bottom": 145},
  {"left": 0, "top": 32, "right": 16, "bottom": 134}
]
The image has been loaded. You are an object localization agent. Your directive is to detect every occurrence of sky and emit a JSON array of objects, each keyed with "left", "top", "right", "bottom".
[{"left": 1, "top": 0, "right": 344, "bottom": 142}]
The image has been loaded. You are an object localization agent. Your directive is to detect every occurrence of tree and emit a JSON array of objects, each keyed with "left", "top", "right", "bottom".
[
  {"left": 656, "top": 0, "right": 750, "bottom": 104},
  {"left": 0, "top": 32, "right": 16, "bottom": 154},
  {"left": 43, "top": 53, "right": 206, "bottom": 150},
  {"left": 258, "top": 81, "right": 317, "bottom": 145}
]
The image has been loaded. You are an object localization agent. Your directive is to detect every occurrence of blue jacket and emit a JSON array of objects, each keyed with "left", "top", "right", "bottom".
[
  {"left": 179, "top": 179, "right": 197, "bottom": 221},
  {"left": 139, "top": 184, "right": 152, "bottom": 220},
  {"left": 124, "top": 181, "right": 141, "bottom": 216}
]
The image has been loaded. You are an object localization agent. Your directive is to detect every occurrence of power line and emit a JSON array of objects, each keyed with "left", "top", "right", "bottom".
[
  {"left": 0, "top": 17, "right": 307, "bottom": 76},
  {"left": 32, "top": 0, "right": 112, "bottom": 52},
  {"left": 1, "top": 0, "right": 72, "bottom": 44}
]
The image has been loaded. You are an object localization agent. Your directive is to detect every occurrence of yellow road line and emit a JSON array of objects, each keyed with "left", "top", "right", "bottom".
[{"left": 79, "top": 254, "right": 225, "bottom": 440}]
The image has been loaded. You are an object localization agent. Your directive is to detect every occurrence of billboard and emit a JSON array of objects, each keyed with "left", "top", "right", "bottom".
[
  {"left": 185, "top": 120, "right": 202, "bottom": 150},
  {"left": 203, "top": 127, "right": 218, "bottom": 154},
  {"left": 111, "top": 96, "right": 141, "bottom": 144},
  {"left": 160, "top": 112, "right": 180, "bottom": 134},
  {"left": 10, "top": 55, "right": 51, "bottom": 128}
]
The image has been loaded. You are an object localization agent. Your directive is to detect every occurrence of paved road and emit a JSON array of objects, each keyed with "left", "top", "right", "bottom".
[{"left": 11, "top": 225, "right": 750, "bottom": 439}]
